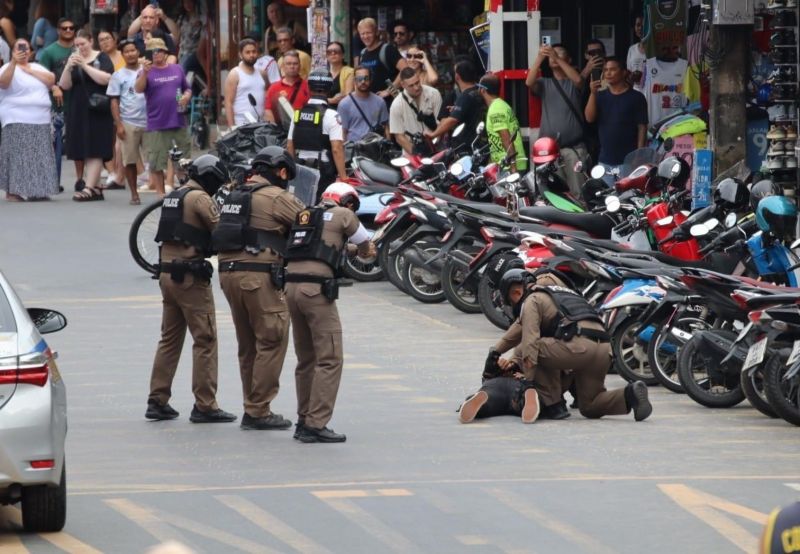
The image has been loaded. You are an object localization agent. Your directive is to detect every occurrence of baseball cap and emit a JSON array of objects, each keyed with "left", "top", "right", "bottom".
[{"left": 761, "top": 501, "right": 800, "bottom": 554}]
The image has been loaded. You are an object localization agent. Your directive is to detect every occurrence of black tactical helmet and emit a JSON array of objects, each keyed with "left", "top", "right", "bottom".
[
  {"left": 252, "top": 145, "right": 297, "bottom": 181},
  {"left": 749, "top": 179, "right": 782, "bottom": 213},
  {"left": 713, "top": 178, "right": 750, "bottom": 211},
  {"left": 307, "top": 70, "right": 334, "bottom": 95},
  {"left": 187, "top": 154, "right": 228, "bottom": 195},
  {"left": 498, "top": 268, "right": 535, "bottom": 306}
]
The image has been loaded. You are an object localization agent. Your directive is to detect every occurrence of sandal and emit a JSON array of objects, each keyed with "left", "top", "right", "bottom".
[{"left": 72, "top": 188, "right": 105, "bottom": 202}]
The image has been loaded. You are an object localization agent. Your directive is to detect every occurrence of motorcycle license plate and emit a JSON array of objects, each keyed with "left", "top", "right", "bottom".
[
  {"left": 735, "top": 322, "right": 753, "bottom": 343},
  {"left": 787, "top": 340, "right": 800, "bottom": 367},
  {"left": 743, "top": 337, "right": 768, "bottom": 370}
]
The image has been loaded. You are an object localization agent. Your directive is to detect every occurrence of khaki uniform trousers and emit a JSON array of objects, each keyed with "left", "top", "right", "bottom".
[
  {"left": 531, "top": 336, "right": 628, "bottom": 418},
  {"left": 285, "top": 282, "right": 344, "bottom": 429},
  {"left": 149, "top": 273, "right": 219, "bottom": 411},
  {"left": 220, "top": 271, "right": 290, "bottom": 418}
]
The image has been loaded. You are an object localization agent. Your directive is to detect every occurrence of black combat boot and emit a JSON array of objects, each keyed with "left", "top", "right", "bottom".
[
  {"left": 240, "top": 413, "right": 292, "bottom": 430},
  {"left": 626, "top": 381, "right": 653, "bottom": 421},
  {"left": 189, "top": 405, "right": 238, "bottom": 423},
  {"left": 538, "top": 400, "right": 571, "bottom": 420},
  {"left": 296, "top": 426, "right": 346, "bottom": 443}
]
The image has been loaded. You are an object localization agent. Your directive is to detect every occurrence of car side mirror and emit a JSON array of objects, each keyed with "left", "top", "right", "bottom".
[
  {"left": 27, "top": 308, "right": 67, "bottom": 334},
  {"left": 725, "top": 212, "right": 737, "bottom": 228},
  {"left": 590, "top": 165, "right": 606, "bottom": 179}
]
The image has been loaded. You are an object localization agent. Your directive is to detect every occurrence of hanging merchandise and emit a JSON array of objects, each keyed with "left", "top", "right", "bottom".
[
  {"left": 643, "top": 57, "right": 689, "bottom": 125},
  {"left": 642, "top": 0, "right": 689, "bottom": 58}
]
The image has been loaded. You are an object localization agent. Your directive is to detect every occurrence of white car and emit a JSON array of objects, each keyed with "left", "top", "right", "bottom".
[{"left": 0, "top": 271, "right": 67, "bottom": 532}]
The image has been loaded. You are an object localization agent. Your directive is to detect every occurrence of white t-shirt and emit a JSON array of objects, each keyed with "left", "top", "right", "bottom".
[
  {"left": 0, "top": 62, "right": 52, "bottom": 127},
  {"left": 642, "top": 57, "right": 688, "bottom": 125},
  {"left": 254, "top": 55, "right": 281, "bottom": 87},
  {"left": 626, "top": 42, "right": 647, "bottom": 92},
  {"left": 0, "top": 36, "right": 9, "bottom": 64},
  {"left": 231, "top": 65, "right": 265, "bottom": 125},
  {"left": 106, "top": 66, "right": 147, "bottom": 128},
  {"left": 288, "top": 98, "right": 344, "bottom": 163}
]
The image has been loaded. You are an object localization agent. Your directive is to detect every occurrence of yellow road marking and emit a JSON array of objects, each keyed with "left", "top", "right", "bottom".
[
  {"left": 107, "top": 498, "right": 273, "bottom": 553},
  {"left": 39, "top": 533, "right": 103, "bottom": 554},
  {"left": 312, "top": 489, "right": 412, "bottom": 499},
  {"left": 360, "top": 374, "right": 402, "bottom": 380},
  {"left": 487, "top": 488, "right": 617, "bottom": 554},
  {"left": 407, "top": 396, "right": 447, "bottom": 404},
  {"left": 347, "top": 363, "right": 380, "bottom": 369},
  {"left": 215, "top": 495, "right": 331, "bottom": 554},
  {"left": 315, "top": 497, "right": 418, "bottom": 552},
  {"left": 658, "top": 484, "right": 768, "bottom": 552},
  {"left": 0, "top": 535, "right": 28, "bottom": 554},
  {"left": 376, "top": 489, "right": 413, "bottom": 497},
  {"left": 69, "top": 474, "right": 800, "bottom": 497},
  {"left": 457, "top": 535, "right": 490, "bottom": 545}
]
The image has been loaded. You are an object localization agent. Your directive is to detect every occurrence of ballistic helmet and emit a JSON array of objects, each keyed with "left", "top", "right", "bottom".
[
  {"left": 307, "top": 70, "right": 334, "bottom": 95},
  {"left": 252, "top": 145, "right": 297, "bottom": 181},
  {"left": 714, "top": 178, "right": 750, "bottom": 211},
  {"left": 322, "top": 182, "right": 360, "bottom": 211},
  {"left": 498, "top": 268, "right": 535, "bottom": 306},
  {"left": 187, "top": 154, "right": 228, "bottom": 195}
]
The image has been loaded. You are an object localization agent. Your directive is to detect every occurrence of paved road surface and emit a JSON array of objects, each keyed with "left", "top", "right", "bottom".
[{"left": 0, "top": 188, "right": 797, "bottom": 553}]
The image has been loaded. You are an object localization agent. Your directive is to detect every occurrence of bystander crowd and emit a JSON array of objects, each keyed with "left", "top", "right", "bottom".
[
  {"left": 478, "top": 74, "right": 527, "bottom": 174},
  {"left": 224, "top": 38, "right": 265, "bottom": 126},
  {"left": 276, "top": 27, "right": 310, "bottom": 79},
  {"left": 390, "top": 66, "right": 442, "bottom": 155},
  {"left": 357, "top": 18, "right": 407, "bottom": 100},
  {"left": 325, "top": 41, "right": 353, "bottom": 107},
  {"left": 392, "top": 20, "right": 415, "bottom": 59},
  {"left": 31, "top": 0, "right": 59, "bottom": 60},
  {"left": 337, "top": 66, "right": 389, "bottom": 142},
  {"left": 264, "top": 50, "right": 309, "bottom": 125},
  {"left": 404, "top": 47, "right": 438, "bottom": 86}
]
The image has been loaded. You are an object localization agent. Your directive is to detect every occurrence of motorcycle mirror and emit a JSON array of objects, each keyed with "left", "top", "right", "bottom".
[
  {"left": 669, "top": 160, "right": 682, "bottom": 178},
  {"left": 506, "top": 172, "right": 520, "bottom": 183},
  {"left": 573, "top": 161, "right": 584, "bottom": 173},
  {"left": 656, "top": 215, "right": 674, "bottom": 226},
  {"left": 452, "top": 123, "right": 465, "bottom": 138},
  {"left": 690, "top": 223, "right": 709, "bottom": 237},
  {"left": 450, "top": 162, "right": 464, "bottom": 176},
  {"left": 663, "top": 137, "right": 674, "bottom": 151},
  {"left": 605, "top": 195, "right": 621, "bottom": 213},
  {"left": 476, "top": 121, "right": 485, "bottom": 135},
  {"left": 421, "top": 157, "right": 434, "bottom": 166},
  {"left": 705, "top": 218, "right": 720, "bottom": 231},
  {"left": 725, "top": 212, "right": 737, "bottom": 228},
  {"left": 590, "top": 165, "right": 606, "bottom": 179},
  {"left": 247, "top": 93, "right": 257, "bottom": 107},
  {"left": 390, "top": 157, "right": 411, "bottom": 168}
]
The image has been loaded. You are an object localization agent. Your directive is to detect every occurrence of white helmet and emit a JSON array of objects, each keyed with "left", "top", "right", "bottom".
[{"left": 321, "top": 182, "right": 360, "bottom": 211}]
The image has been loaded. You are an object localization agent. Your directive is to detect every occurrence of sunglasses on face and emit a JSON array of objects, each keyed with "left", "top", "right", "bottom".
[
  {"left": 408, "top": 54, "right": 424, "bottom": 60},
  {"left": 355, "top": 76, "right": 370, "bottom": 82},
  {"left": 60, "top": 25, "right": 76, "bottom": 31}
]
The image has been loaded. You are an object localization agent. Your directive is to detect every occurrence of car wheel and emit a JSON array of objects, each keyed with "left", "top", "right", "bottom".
[{"left": 22, "top": 463, "right": 66, "bottom": 533}]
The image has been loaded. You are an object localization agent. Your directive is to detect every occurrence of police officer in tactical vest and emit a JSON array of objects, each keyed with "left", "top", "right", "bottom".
[
  {"left": 284, "top": 182, "right": 376, "bottom": 443},
  {"left": 459, "top": 268, "right": 653, "bottom": 423},
  {"left": 146, "top": 154, "right": 238, "bottom": 423},
  {"left": 287, "top": 70, "right": 348, "bottom": 201},
  {"left": 213, "top": 146, "right": 305, "bottom": 431}
]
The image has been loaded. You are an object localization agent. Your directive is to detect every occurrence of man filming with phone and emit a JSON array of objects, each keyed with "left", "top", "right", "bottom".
[
  {"left": 477, "top": 74, "right": 527, "bottom": 174},
  {"left": 525, "top": 43, "right": 586, "bottom": 197}
]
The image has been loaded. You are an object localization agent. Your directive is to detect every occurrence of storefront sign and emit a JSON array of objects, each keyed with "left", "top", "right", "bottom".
[
  {"left": 470, "top": 22, "right": 490, "bottom": 72},
  {"left": 692, "top": 149, "right": 713, "bottom": 209},
  {"left": 746, "top": 116, "right": 769, "bottom": 175}
]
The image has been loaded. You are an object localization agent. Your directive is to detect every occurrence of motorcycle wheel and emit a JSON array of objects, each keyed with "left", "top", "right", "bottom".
[
  {"left": 763, "top": 350, "right": 800, "bottom": 426},
  {"left": 401, "top": 243, "right": 445, "bottom": 303},
  {"left": 129, "top": 199, "right": 163, "bottom": 275},
  {"left": 341, "top": 228, "right": 384, "bottom": 282},
  {"left": 477, "top": 270, "right": 514, "bottom": 330},
  {"left": 440, "top": 253, "right": 482, "bottom": 314},
  {"left": 610, "top": 314, "right": 658, "bottom": 385},
  {"left": 378, "top": 223, "right": 415, "bottom": 293},
  {"left": 646, "top": 316, "right": 711, "bottom": 394},
  {"left": 676, "top": 331, "right": 745, "bottom": 408},
  {"left": 741, "top": 362, "right": 779, "bottom": 419}
]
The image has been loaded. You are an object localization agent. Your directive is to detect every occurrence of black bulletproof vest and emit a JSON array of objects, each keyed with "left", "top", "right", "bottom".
[
  {"left": 212, "top": 183, "right": 286, "bottom": 255},
  {"left": 535, "top": 285, "right": 604, "bottom": 337},
  {"left": 284, "top": 205, "right": 343, "bottom": 271},
  {"left": 155, "top": 187, "right": 212, "bottom": 254},
  {"left": 292, "top": 104, "right": 332, "bottom": 153}
]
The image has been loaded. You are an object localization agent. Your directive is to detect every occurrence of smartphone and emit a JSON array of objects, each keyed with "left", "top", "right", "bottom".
[
  {"left": 144, "top": 49, "right": 154, "bottom": 62},
  {"left": 541, "top": 36, "right": 551, "bottom": 46},
  {"left": 591, "top": 66, "right": 603, "bottom": 83},
  {"left": 17, "top": 43, "right": 28, "bottom": 53}
]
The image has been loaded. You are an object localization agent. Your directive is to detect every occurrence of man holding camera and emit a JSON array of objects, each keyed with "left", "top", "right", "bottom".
[
  {"left": 337, "top": 66, "right": 389, "bottom": 142},
  {"left": 389, "top": 66, "right": 441, "bottom": 155},
  {"left": 526, "top": 43, "right": 586, "bottom": 197}
]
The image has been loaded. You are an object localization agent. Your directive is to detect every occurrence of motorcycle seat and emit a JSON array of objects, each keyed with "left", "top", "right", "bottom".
[
  {"left": 355, "top": 183, "right": 397, "bottom": 194},
  {"left": 517, "top": 206, "right": 613, "bottom": 239},
  {"left": 358, "top": 158, "right": 402, "bottom": 187},
  {"left": 598, "top": 250, "right": 711, "bottom": 270}
]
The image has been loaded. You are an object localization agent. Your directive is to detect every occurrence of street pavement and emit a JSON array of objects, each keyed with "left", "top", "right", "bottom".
[{"left": 0, "top": 179, "right": 798, "bottom": 553}]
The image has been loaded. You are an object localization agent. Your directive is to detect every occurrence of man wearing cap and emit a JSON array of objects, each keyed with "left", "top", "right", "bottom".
[
  {"left": 477, "top": 74, "right": 527, "bottom": 174},
  {"left": 287, "top": 70, "right": 347, "bottom": 200},
  {"left": 135, "top": 37, "right": 192, "bottom": 197}
]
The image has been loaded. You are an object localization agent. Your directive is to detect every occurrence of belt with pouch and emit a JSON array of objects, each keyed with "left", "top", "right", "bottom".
[
  {"left": 285, "top": 273, "right": 353, "bottom": 301},
  {"left": 218, "top": 261, "right": 285, "bottom": 289},
  {"left": 574, "top": 325, "right": 610, "bottom": 342},
  {"left": 159, "top": 260, "right": 213, "bottom": 283}
]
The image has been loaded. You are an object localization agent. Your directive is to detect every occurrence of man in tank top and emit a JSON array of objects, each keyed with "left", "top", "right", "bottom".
[{"left": 224, "top": 38, "right": 266, "bottom": 127}]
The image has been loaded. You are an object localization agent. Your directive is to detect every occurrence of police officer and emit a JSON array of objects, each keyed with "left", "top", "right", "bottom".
[
  {"left": 287, "top": 70, "right": 348, "bottom": 199},
  {"left": 459, "top": 268, "right": 653, "bottom": 423},
  {"left": 284, "top": 183, "right": 375, "bottom": 443},
  {"left": 146, "top": 155, "right": 237, "bottom": 423},
  {"left": 213, "top": 146, "right": 305, "bottom": 431}
]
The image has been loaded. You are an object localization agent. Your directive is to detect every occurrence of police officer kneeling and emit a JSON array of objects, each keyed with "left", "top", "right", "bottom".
[
  {"left": 287, "top": 70, "right": 347, "bottom": 199},
  {"left": 459, "top": 268, "right": 652, "bottom": 423},
  {"left": 213, "top": 146, "right": 305, "bottom": 431},
  {"left": 285, "top": 183, "right": 376, "bottom": 443},
  {"left": 146, "top": 155, "right": 237, "bottom": 423}
]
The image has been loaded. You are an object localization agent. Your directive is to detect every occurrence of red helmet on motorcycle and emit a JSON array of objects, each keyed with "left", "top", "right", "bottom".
[{"left": 532, "top": 137, "right": 560, "bottom": 164}]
